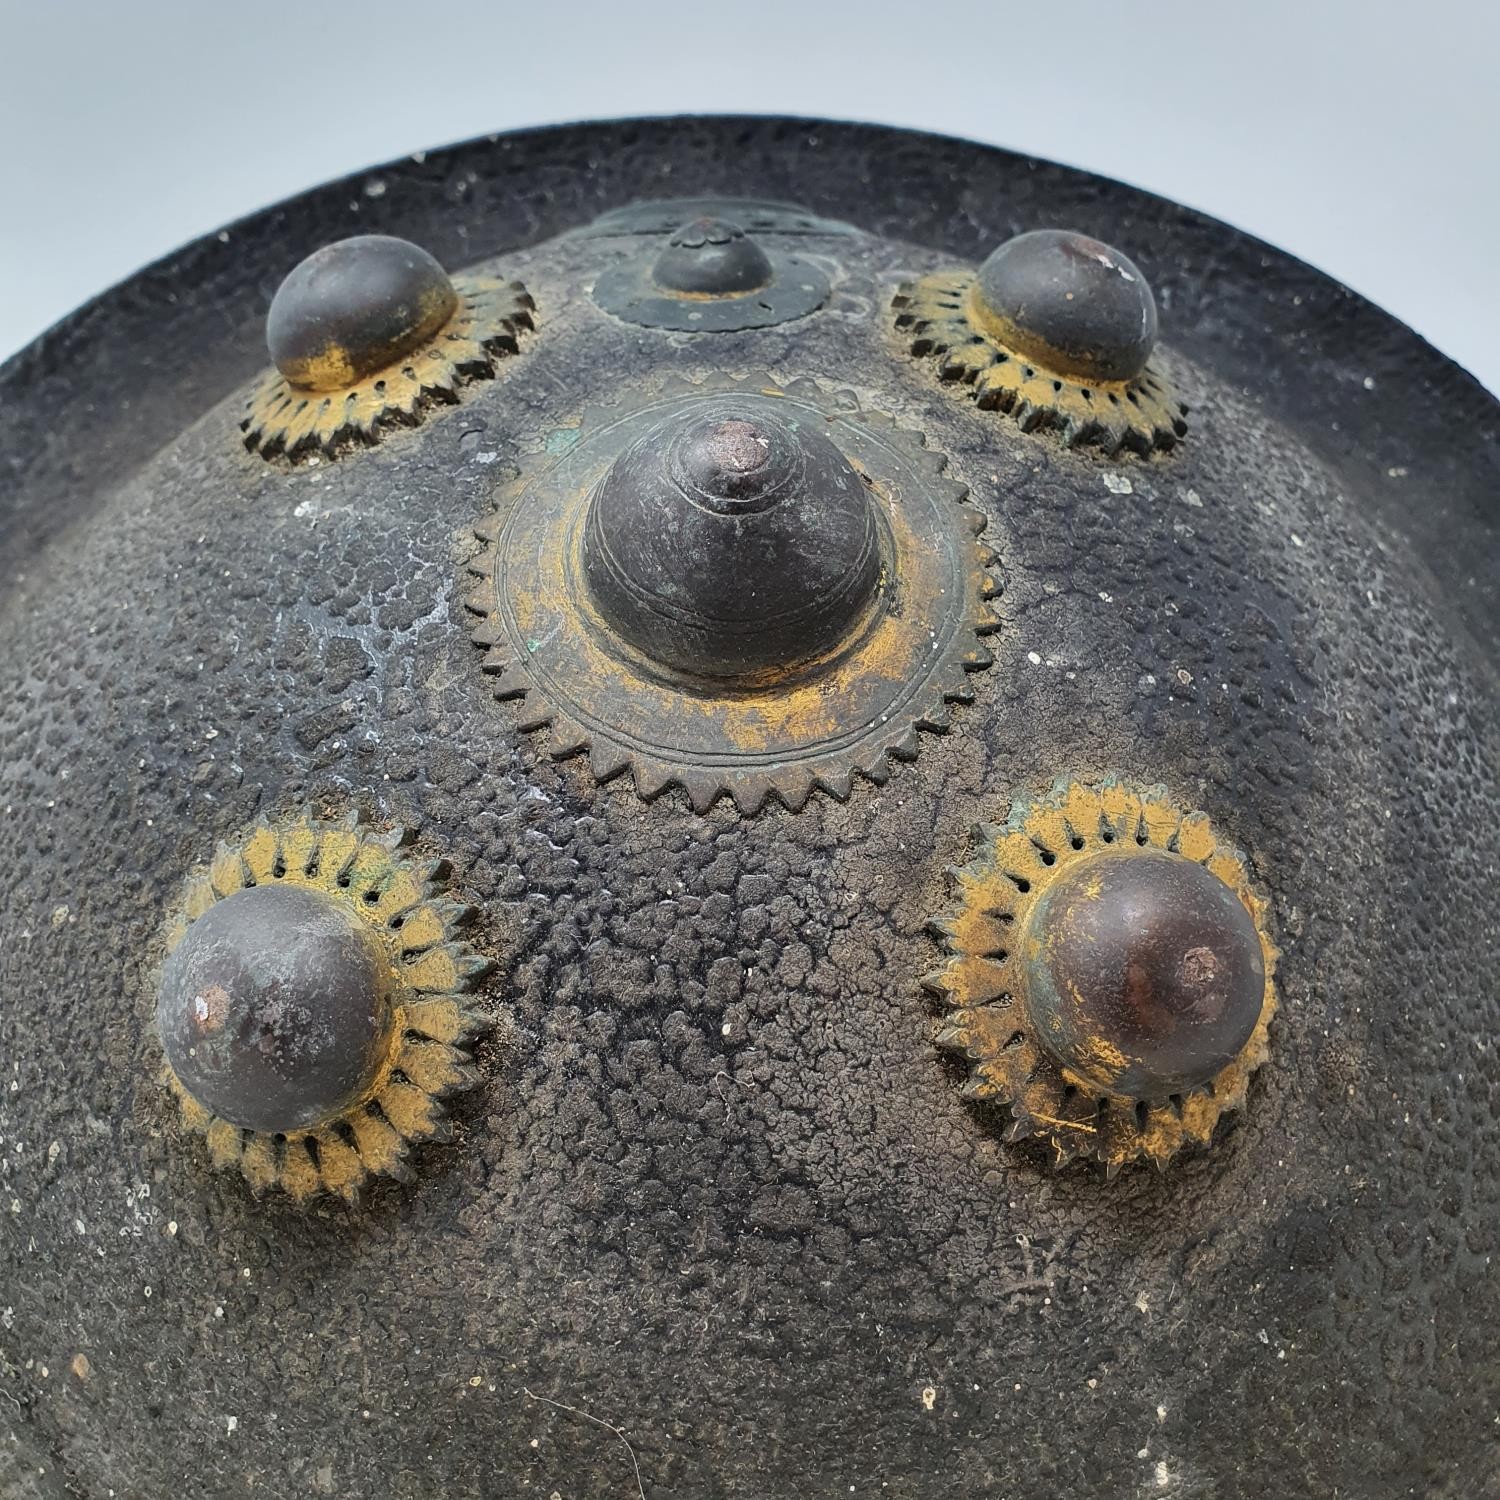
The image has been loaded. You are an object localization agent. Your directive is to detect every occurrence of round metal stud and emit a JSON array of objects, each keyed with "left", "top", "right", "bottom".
[
  {"left": 242, "top": 239, "right": 535, "bottom": 462},
  {"left": 158, "top": 812, "right": 491, "bottom": 1201},
  {"left": 970, "top": 229, "right": 1159, "bottom": 384},
  {"left": 158, "top": 883, "right": 393, "bottom": 1135},
  {"left": 580, "top": 399, "right": 884, "bottom": 682},
  {"left": 1020, "top": 848, "right": 1266, "bottom": 1099},
  {"left": 592, "top": 218, "right": 830, "bottom": 332},
  {"left": 651, "top": 218, "right": 775, "bottom": 296},
  {"left": 927, "top": 780, "right": 1277, "bottom": 1174},
  {"left": 580, "top": 196, "right": 858, "bottom": 238},
  {"left": 267, "top": 235, "right": 460, "bottom": 392},
  {"left": 894, "top": 229, "right": 1187, "bottom": 454}
]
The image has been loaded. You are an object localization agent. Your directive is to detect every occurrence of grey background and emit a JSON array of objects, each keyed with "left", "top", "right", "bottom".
[{"left": 0, "top": 0, "right": 1496, "bottom": 394}]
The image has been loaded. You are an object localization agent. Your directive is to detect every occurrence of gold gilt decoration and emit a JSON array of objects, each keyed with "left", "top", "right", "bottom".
[
  {"left": 161, "top": 811, "right": 490, "bottom": 1201},
  {"left": 893, "top": 272, "right": 1187, "bottom": 455},
  {"left": 241, "top": 279, "right": 534, "bottom": 461},
  {"left": 924, "top": 779, "right": 1276, "bottom": 1175},
  {"left": 463, "top": 374, "right": 1003, "bottom": 815}
]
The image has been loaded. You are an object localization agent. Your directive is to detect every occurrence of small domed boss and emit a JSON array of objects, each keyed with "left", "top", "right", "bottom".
[
  {"left": 969, "top": 229, "right": 1158, "bottom": 384},
  {"left": 650, "top": 217, "right": 775, "bottom": 297},
  {"left": 895, "top": 227, "right": 1188, "bottom": 453},
  {"left": 159, "top": 881, "right": 394, "bottom": 1136},
  {"left": 157, "top": 813, "right": 490, "bottom": 1201},
  {"left": 266, "top": 235, "right": 460, "bottom": 392},
  {"left": 592, "top": 215, "right": 829, "bottom": 331},
  {"left": 1020, "top": 847, "right": 1266, "bottom": 1100},
  {"left": 242, "top": 234, "right": 534, "bottom": 460},
  {"left": 928, "top": 780, "right": 1277, "bottom": 1174}
]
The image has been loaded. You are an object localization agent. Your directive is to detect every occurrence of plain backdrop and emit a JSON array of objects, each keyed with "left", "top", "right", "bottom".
[{"left": 0, "top": 0, "right": 1495, "bottom": 394}]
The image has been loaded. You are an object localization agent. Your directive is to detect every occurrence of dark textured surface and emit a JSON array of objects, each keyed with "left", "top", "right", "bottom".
[{"left": 0, "top": 117, "right": 1497, "bottom": 1500}]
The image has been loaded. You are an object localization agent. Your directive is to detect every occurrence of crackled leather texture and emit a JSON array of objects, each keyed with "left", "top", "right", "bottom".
[{"left": 0, "top": 117, "right": 1496, "bottom": 1500}]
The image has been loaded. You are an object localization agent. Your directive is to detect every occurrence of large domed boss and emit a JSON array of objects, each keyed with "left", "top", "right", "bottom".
[
  {"left": 242, "top": 233, "right": 535, "bottom": 460},
  {"left": 465, "top": 375, "right": 1002, "bottom": 813},
  {"left": 928, "top": 780, "right": 1277, "bottom": 1175},
  {"left": 579, "top": 399, "right": 884, "bottom": 682},
  {"left": 895, "top": 227, "right": 1188, "bottom": 452},
  {"left": 157, "top": 812, "right": 491, "bottom": 1200}
]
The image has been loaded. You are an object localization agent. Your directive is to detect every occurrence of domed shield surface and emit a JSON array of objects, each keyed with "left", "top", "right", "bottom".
[{"left": 0, "top": 117, "right": 1495, "bottom": 1500}]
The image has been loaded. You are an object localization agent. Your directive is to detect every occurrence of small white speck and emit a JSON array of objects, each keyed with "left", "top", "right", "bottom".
[
  {"left": 1290, "top": 533, "right": 1304, "bottom": 548},
  {"left": 474, "top": 451, "right": 499, "bottom": 465},
  {"left": 225, "top": 1416, "right": 238, "bottom": 1435},
  {"left": 920, "top": 1386, "right": 936, "bottom": 1411},
  {"left": 1102, "top": 473, "right": 1134, "bottom": 495},
  {"left": 364, "top": 178, "right": 387, "bottom": 198},
  {"left": 1181, "top": 488, "right": 1203, "bottom": 508},
  {"left": 1098, "top": 591, "right": 1113, "bottom": 603},
  {"left": 1027, "top": 651, "right": 1042, "bottom": 666},
  {"left": 1363, "top": 376, "right": 1375, "bottom": 391}
]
